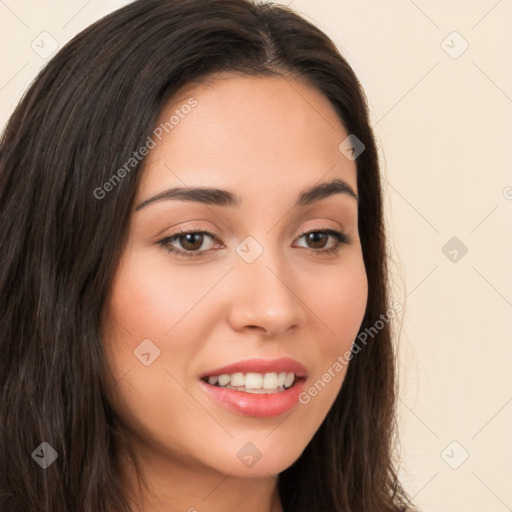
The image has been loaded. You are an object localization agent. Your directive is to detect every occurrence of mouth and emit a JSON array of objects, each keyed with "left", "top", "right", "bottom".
[{"left": 198, "top": 357, "right": 308, "bottom": 417}]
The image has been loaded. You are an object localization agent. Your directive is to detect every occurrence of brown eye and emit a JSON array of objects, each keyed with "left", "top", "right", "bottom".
[
  {"left": 159, "top": 230, "right": 220, "bottom": 257},
  {"left": 303, "top": 232, "right": 329, "bottom": 250},
  {"left": 178, "top": 233, "right": 205, "bottom": 251},
  {"left": 294, "top": 229, "right": 351, "bottom": 256}
]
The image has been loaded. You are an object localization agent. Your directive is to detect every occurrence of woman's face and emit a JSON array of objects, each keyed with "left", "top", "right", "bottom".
[{"left": 103, "top": 73, "right": 368, "bottom": 480}]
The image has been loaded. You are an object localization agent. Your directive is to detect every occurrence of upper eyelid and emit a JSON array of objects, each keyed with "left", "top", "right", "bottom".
[
  {"left": 163, "top": 226, "right": 345, "bottom": 241},
  {"left": 160, "top": 227, "right": 350, "bottom": 249}
]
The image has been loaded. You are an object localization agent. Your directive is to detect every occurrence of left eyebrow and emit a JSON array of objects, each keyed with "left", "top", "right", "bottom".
[{"left": 135, "top": 178, "right": 358, "bottom": 211}]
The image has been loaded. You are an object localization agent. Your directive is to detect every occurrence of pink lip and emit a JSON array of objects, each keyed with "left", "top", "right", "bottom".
[
  {"left": 199, "top": 357, "right": 308, "bottom": 379},
  {"left": 199, "top": 378, "right": 307, "bottom": 418}
]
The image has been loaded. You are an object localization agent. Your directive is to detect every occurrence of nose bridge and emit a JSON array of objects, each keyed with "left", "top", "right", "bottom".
[
  {"left": 236, "top": 233, "right": 291, "bottom": 295},
  {"left": 227, "top": 235, "right": 307, "bottom": 335}
]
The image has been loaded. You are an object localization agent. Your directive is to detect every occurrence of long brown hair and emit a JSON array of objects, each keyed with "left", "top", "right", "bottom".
[{"left": 0, "top": 1, "right": 415, "bottom": 510}]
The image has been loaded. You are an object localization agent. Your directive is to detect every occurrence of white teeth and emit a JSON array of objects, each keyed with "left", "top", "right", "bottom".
[
  {"left": 284, "top": 372, "right": 295, "bottom": 388},
  {"left": 230, "top": 372, "right": 244, "bottom": 387},
  {"left": 204, "top": 371, "right": 297, "bottom": 392},
  {"left": 218, "top": 374, "right": 230, "bottom": 386},
  {"left": 262, "top": 372, "right": 278, "bottom": 389},
  {"left": 244, "top": 372, "right": 263, "bottom": 389}
]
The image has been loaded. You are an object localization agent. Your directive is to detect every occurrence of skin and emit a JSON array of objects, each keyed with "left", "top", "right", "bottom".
[{"left": 102, "top": 72, "right": 368, "bottom": 512}]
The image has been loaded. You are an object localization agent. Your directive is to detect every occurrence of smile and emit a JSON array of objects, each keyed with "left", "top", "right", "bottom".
[
  {"left": 201, "top": 371, "right": 298, "bottom": 393},
  {"left": 198, "top": 358, "right": 308, "bottom": 417}
]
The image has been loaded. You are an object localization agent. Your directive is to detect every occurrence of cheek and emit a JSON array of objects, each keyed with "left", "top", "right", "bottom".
[
  {"left": 102, "top": 246, "right": 230, "bottom": 397},
  {"left": 101, "top": 250, "right": 211, "bottom": 449},
  {"left": 101, "top": 250, "right": 185, "bottom": 395},
  {"left": 285, "top": 258, "right": 367, "bottom": 457},
  {"left": 292, "top": 250, "right": 367, "bottom": 412},
  {"left": 312, "top": 251, "right": 368, "bottom": 355},
  {"left": 104, "top": 247, "right": 216, "bottom": 349},
  {"left": 106, "top": 253, "right": 176, "bottom": 338},
  {"left": 304, "top": 253, "right": 366, "bottom": 396}
]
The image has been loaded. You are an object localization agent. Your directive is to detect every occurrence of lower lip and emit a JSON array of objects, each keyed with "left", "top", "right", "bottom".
[{"left": 199, "top": 378, "right": 307, "bottom": 418}]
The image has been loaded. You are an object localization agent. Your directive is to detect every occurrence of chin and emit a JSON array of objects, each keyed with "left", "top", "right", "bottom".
[{"left": 199, "top": 435, "right": 307, "bottom": 478}]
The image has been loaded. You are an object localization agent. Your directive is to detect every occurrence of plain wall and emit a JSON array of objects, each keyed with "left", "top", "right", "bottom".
[{"left": 1, "top": 1, "right": 511, "bottom": 511}]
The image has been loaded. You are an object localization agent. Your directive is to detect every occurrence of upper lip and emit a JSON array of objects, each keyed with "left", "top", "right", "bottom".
[{"left": 199, "top": 357, "right": 308, "bottom": 379}]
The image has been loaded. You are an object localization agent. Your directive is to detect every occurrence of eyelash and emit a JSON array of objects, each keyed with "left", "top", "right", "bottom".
[{"left": 158, "top": 228, "right": 351, "bottom": 258}]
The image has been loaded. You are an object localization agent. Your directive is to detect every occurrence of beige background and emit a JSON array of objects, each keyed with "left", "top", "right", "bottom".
[{"left": 1, "top": 1, "right": 511, "bottom": 511}]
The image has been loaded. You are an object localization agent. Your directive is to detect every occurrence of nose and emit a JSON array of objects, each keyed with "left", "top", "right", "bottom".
[{"left": 226, "top": 247, "right": 308, "bottom": 338}]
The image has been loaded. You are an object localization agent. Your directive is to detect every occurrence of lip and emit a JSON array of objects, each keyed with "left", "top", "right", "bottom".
[
  {"left": 199, "top": 377, "right": 307, "bottom": 418},
  {"left": 198, "top": 357, "right": 308, "bottom": 379}
]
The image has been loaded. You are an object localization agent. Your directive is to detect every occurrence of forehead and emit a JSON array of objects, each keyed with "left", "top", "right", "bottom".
[{"left": 138, "top": 73, "right": 357, "bottom": 202}]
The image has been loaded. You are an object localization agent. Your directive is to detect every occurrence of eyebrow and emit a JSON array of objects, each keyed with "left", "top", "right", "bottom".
[{"left": 135, "top": 178, "right": 358, "bottom": 211}]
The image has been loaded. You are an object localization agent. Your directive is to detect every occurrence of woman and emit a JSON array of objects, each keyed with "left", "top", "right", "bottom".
[{"left": 0, "top": 0, "right": 417, "bottom": 511}]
